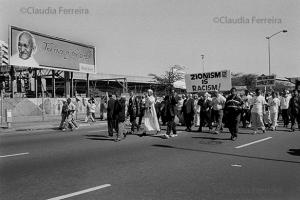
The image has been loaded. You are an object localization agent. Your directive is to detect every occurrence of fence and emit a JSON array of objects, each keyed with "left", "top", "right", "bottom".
[{"left": 0, "top": 97, "right": 102, "bottom": 124}]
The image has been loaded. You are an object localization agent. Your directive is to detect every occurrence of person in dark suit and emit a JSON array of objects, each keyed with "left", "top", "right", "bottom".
[
  {"left": 113, "top": 95, "right": 127, "bottom": 141},
  {"left": 128, "top": 91, "right": 140, "bottom": 134},
  {"left": 107, "top": 94, "right": 117, "bottom": 137},
  {"left": 163, "top": 89, "right": 178, "bottom": 138},
  {"left": 182, "top": 93, "right": 194, "bottom": 132}
]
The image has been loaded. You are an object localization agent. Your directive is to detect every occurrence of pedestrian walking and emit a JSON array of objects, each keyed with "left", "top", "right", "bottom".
[
  {"left": 288, "top": 89, "right": 300, "bottom": 132},
  {"left": 66, "top": 98, "right": 79, "bottom": 130},
  {"left": 138, "top": 94, "right": 146, "bottom": 127},
  {"left": 160, "top": 96, "right": 167, "bottom": 126},
  {"left": 241, "top": 90, "right": 252, "bottom": 128},
  {"left": 163, "top": 90, "right": 178, "bottom": 138},
  {"left": 211, "top": 90, "right": 226, "bottom": 134},
  {"left": 90, "top": 98, "right": 97, "bottom": 120},
  {"left": 114, "top": 95, "right": 127, "bottom": 141},
  {"left": 84, "top": 98, "right": 95, "bottom": 123},
  {"left": 280, "top": 90, "right": 291, "bottom": 127},
  {"left": 107, "top": 94, "right": 117, "bottom": 137},
  {"left": 193, "top": 94, "right": 200, "bottom": 127},
  {"left": 155, "top": 97, "right": 162, "bottom": 124},
  {"left": 100, "top": 99, "right": 107, "bottom": 120},
  {"left": 182, "top": 93, "right": 194, "bottom": 132},
  {"left": 268, "top": 92, "right": 280, "bottom": 131},
  {"left": 177, "top": 94, "right": 185, "bottom": 125},
  {"left": 224, "top": 87, "right": 243, "bottom": 141},
  {"left": 250, "top": 89, "right": 267, "bottom": 134},
  {"left": 263, "top": 93, "right": 272, "bottom": 128},
  {"left": 59, "top": 100, "right": 69, "bottom": 131},
  {"left": 128, "top": 91, "right": 140, "bottom": 134},
  {"left": 198, "top": 92, "right": 213, "bottom": 132},
  {"left": 142, "top": 89, "right": 160, "bottom": 136}
]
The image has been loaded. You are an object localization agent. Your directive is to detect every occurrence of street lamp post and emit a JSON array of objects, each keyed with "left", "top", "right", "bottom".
[
  {"left": 201, "top": 54, "right": 204, "bottom": 72},
  {"left": 266, "top": 29, "right": 287, "bottom": 75}
]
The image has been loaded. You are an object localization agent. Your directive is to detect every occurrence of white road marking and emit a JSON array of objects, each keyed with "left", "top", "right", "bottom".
[
  {"left": 231, "top": 164, "right": 242, "bottom": 167},
  {"left": 0, "top": 152, "right": 29, "bottom": 158},
  {"left": 235, "top": 137, "right": 272, "bottom": 149},
  {"left": 46, "top": 184, "right": 111, "bottom": 200}
]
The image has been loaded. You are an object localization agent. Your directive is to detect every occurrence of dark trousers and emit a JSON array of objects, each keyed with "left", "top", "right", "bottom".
[
  {"left": 184, "top": 113, "right": 193, "bottom": 129},
  {"left": 166, "top": 117, "right": 176, "bottom": 135},
  {"left": 130, "top": 116, "right": 139, "bottom": 132},
  {"left": 281, "top": 109, "right": 289, "bottom": 126},
  {"left": 108, "top": 119, "right": 117, "bottom": 136},
  {"left": 290, "top": 113, "right": 300, "bottom": 130},
  {"left": 241, "top": 109, "right": 251, "bottom": 127},
  {"left": 227, "top": 112, "right": 241, "bottom": 137},
  {"left": 199, "top": 111, "right": 212, "bottom": 131},
  {"left": 138, "top": 110, "right": 145, "bottom": 126}
]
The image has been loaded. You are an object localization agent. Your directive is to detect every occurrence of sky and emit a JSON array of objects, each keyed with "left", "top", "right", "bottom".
[{"left": 0, "top": 0, "right": 299, "bottom": 77}]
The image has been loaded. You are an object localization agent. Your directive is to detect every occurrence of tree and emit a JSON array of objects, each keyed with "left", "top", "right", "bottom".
[
  {"left": 231, "top": 73, "right": 258, "bottom": 91},
  {"left": 148, "top": 65, "right": 186, "bottom": 90}
]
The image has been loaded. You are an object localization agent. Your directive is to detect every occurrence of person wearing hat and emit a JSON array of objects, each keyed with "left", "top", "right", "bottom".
[
  {"left": 280, "top": 90, "right": 291, "bottom": 128},
  {"left": 142, "top": 89, "right": 161, "bottom": 136}
]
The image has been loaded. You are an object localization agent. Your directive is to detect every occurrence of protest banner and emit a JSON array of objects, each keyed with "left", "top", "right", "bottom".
[
  {"left": 256, "top": 75, "right": 276, "bottom": 87},
  {"left": 185, "top": 70, "right": 231, "bottom": 92}
]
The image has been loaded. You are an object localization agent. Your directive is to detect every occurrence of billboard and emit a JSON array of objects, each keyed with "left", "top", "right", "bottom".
[
  {"left": 256, "top": 75, "right": 276, "bottom": 87},
  {"left": 185, "top": 70, "right": 231, "bottom": 92},
  {"left": 9, "top": 26, "right": 95, "bottom": 73},
  {"left": 0, "top": 41, "right": 9, "bottom": 66}
]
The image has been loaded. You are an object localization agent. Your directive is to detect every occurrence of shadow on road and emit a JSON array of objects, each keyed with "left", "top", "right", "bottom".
[
  {"left": 85, "top": 134, "right": 115, "bottom": 141},
  {"left": 287, "top": 149, "right": 300, "bottom": 156},
  {"left": 192, "top": 136, "right": 231, "bottom": 141},
  {"left": 152, "top": 144, "right": 300, "bottom": 164}
]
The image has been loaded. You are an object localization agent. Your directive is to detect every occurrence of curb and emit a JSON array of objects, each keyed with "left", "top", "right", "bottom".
[{"left": 0, "top": 121, "right": 107, "bottom": 134}]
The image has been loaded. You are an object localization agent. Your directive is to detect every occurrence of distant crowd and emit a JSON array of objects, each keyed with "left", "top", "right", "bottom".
[{"left": 59, "top": 87, "right": 300, "bottom": 142}]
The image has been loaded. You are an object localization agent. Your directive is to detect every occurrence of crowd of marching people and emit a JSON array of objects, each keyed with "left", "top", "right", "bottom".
[{"left": 59, "top": 87, "right": 300, "bottom": 142}]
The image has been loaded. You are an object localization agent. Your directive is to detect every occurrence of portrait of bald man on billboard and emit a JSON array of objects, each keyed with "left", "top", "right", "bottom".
[{"left": 10, "top": 31, "right": 39, "bottom": 68}]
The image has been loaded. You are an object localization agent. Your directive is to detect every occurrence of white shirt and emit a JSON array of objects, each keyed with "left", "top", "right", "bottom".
[
  {"left": 250, "top": 95, "right": 266, "bottom": 114},
  {"left": 280, "top": 95, "right": 291, "bottom": 110},
  {"left": 268, "top": 97, "right": 280, "bottom": 113},
  {"left": 212, "top": 94, "right": 226, "bottom": 110},
  {"left": 242, "top": 95, "right": 252, "bottom": 109}
]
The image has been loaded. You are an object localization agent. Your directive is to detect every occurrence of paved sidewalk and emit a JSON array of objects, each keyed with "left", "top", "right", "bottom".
[{"left": 0, "top": 119, "right": 107, "bottom": 133}]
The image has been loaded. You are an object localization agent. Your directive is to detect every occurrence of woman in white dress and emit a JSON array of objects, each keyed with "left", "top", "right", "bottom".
[{"left": 142, "top": 89, "right": 160, "bottom": 135}]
